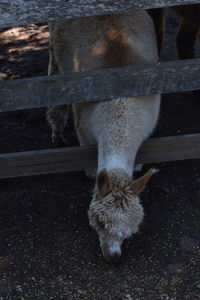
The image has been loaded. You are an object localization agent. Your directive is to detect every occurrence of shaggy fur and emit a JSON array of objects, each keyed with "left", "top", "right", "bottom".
[
  {"left": 88, "top": 168, "right": 156, "bottom": 261},
  {"left": 47, "top": 11, "right": 160, "bottom": 262}
]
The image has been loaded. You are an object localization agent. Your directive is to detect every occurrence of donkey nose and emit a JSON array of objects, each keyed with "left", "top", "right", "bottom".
[
  {"left": 102, "top": 243, "right": 122, "bottom": 263},
  {"left": 107, "top": 248, "right": 121, "bottom": 263}
]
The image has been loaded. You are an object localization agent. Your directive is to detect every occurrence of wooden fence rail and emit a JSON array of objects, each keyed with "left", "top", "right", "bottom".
[
  {"left": 1, "top": 59, "right": 200, "bottom": 112},
  {"left": 0, "top": 134, "right": 199, "bottom": 179},
  {"left": 1, "top": 0, "right": 200, "bottom": 28}
]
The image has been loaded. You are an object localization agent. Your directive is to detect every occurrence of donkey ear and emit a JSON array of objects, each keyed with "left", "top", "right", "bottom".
[
  {"left": 131, "top": 168, "right": 158, "bottom": 195},
  {"left": 95, "top": 169, "right": 111, "bottom": 199}
]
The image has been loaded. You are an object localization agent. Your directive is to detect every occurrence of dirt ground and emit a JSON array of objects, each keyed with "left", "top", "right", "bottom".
[{"left": 0, "top": 9, "right": 200, "bottom": 300}]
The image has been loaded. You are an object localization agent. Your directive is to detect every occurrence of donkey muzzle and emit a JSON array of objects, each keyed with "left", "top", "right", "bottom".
[{"left": 101, "top": 241, "right": 122, "bottom": 263}]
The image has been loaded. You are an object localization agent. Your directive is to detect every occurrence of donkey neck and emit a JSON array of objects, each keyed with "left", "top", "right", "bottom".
[{"left": 98, "top": 152, "right": 136, "bottom": 177}]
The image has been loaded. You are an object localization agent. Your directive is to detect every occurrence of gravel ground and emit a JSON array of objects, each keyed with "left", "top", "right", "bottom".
[{"left": 0, "top": 9, "right": 200, "bottom": 300}]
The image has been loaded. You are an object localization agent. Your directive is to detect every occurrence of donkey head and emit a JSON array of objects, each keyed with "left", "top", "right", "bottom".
[{"left": 88, "top": 168, "right": 155, "bottom": 263}]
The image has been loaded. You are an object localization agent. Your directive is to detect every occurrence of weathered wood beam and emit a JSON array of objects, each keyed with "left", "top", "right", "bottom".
[
  {"left": 0, "top": 0, "right": 200, "bottom": 28},
  {"left": 1, "top": 59, "right": 200, "bottom": 112},
  {"left": 0, "top": 134, "right": 199, "bottom": 179}
]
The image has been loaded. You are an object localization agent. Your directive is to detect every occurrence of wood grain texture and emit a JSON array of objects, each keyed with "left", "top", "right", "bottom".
[
  {"left": 0, "top": 134, "right": 199, "bottom": 178},
  {"left": 0, "top": 0, "right": 200, "bottom": 28},
  {"left": 0, "top": 59, "right": 200, "bottom": 112}
]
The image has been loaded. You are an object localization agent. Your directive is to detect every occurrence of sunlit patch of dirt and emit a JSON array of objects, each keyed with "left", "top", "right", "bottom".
[
  {"left": 0, "top": 24, "right": 49, "bottom": 80},
  {"left": 0, "top": 24, "right": 48, "bottom": 43}
]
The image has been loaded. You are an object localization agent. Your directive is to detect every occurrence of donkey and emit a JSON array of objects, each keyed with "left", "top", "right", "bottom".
[
  {"left": 47, "top": 11, "right": 160, "bottom": 262},
  {"left": 149, "top": 4, "right": 200, "bottom": 59},
  {"left": 172, "top": 4, "right": 200, "bottom": 59}
]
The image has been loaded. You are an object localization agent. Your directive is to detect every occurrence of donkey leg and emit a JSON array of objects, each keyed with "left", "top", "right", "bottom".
[
  {"left": 47, "top": 38, "right": 69, "bottom": 145},
  {"left": 176, "top": 20, "right": 199, "bottom": 59},
  {"left": 148, "top": 8, "right": 165, "bottom": 58},
  {"left": 46, "top": 105, "right": 69, "bottom": 144}
]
